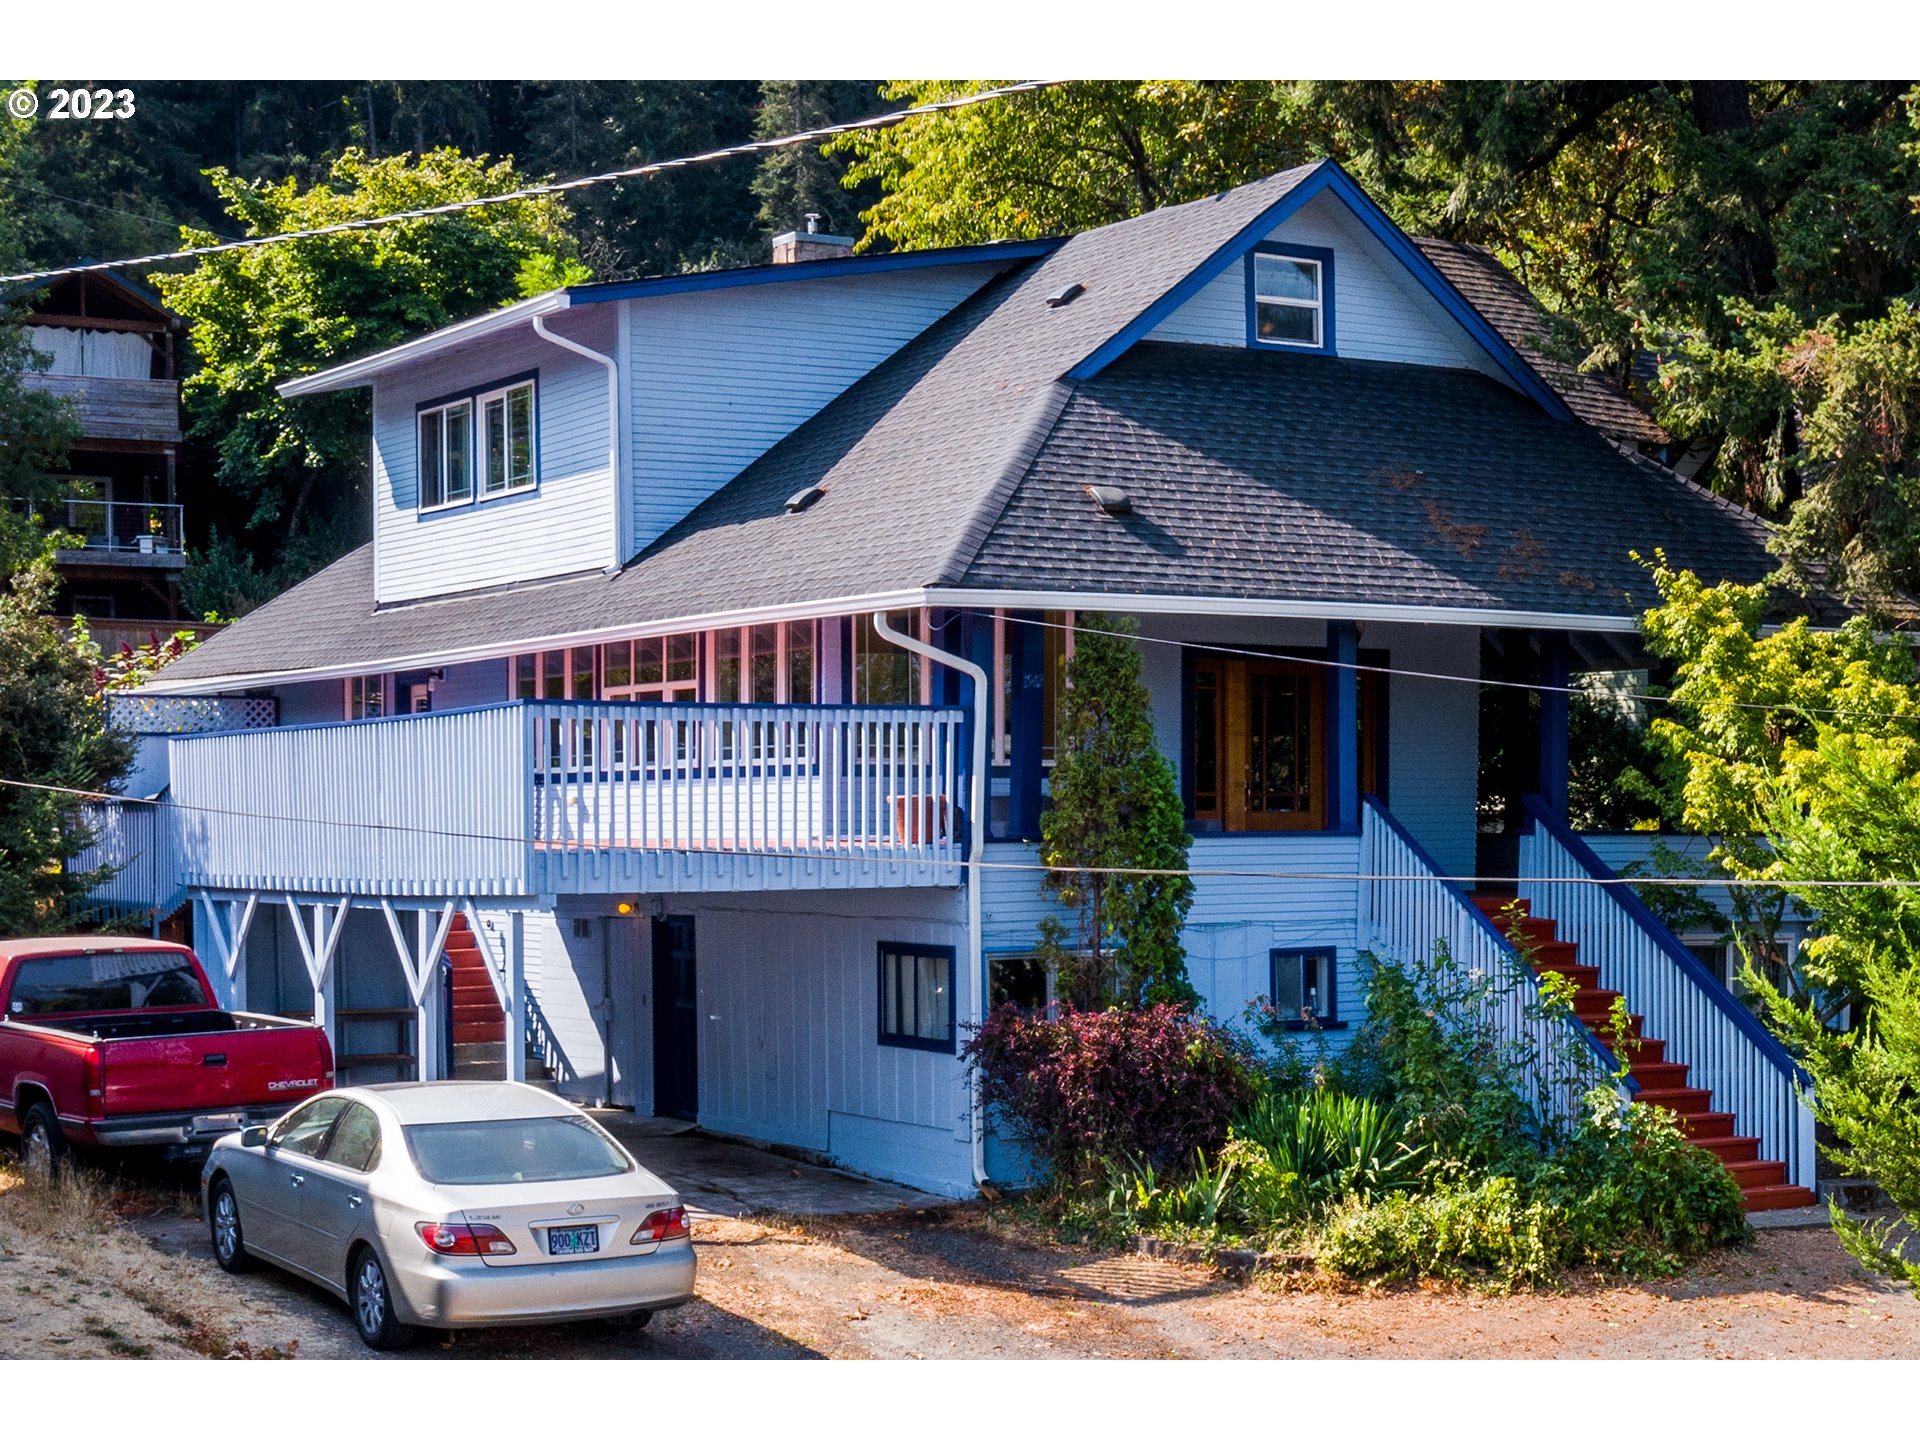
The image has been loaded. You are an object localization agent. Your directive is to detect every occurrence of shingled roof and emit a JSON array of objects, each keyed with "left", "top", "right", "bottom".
[
  {"left": 963, "top": 342, "right": 1811, "bottom": 618},
  {"left": 1413, "top": 237, "right": 1670, "bottom": 448},
  {"left": 154, "top": 162, "right": 1827, "bottom": 692}
]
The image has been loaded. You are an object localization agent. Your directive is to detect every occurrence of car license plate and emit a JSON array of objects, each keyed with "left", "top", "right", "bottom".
[{"left": 547, "top": 1224, "right": 600, "bottom": 1256}]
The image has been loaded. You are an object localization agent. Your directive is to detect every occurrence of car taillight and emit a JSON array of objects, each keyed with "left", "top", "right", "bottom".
[
  {"left": 82, "top": 1049, "right": 105, "bottom": 1116},
  {"left": 630, "top": 1206, "right": 690, "bottom": 1244},
  {"left": 416, "top": 1221, "right": 517, "bottom": 1256}
]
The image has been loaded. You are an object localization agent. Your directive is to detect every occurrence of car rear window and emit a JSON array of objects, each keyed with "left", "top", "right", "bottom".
[
  {"left": 402, "top": 1116, "right": 635, "bottom": 1185},
  {"left": 5, "top": 951, "right": 210, "bottom": 1016}
]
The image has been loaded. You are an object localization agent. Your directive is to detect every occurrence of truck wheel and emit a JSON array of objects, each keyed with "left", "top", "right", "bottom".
[
  {"left": 349, "top": 1248, "right": 416, "bottom": 1351},
  {"left": 207, "top": 1177, "right": 257, "bottom": 1273},
  {"left": 19, "top": 1102, "right": 68, "bottom": 1184}
]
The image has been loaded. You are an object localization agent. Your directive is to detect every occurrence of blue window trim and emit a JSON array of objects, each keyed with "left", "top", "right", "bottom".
[
  {"left": 1270, "top": 945, "right": 1344, "bottom": 1030},
  {"left": 413, "top": 368, "right": 540, "bottom": 517},
  {"left": 1246, "top": 242, "right": 1336, "bottom": 355},
  {"left": 876, "top": 941, "right": 958, "bottom": 1054}
]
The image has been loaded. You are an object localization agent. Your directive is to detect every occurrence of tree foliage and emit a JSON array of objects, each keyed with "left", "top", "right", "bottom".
[
  {"left": 0, "top": 557, "right": 133, "bottom": 934},
  {"left": 1641, "top": 560, "right": 1920, "bottom": 1288},
  {"left": 0, "top": 310, "right": 80, "bottom": 573},
  {"left": 1034, "top": 614, "right": 1196, "bottom": 1009}
]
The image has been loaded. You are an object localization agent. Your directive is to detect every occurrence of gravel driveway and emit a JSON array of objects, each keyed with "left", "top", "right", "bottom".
[{"left": 5, "top": 1150, "right": 1914, "bottom": 1360}]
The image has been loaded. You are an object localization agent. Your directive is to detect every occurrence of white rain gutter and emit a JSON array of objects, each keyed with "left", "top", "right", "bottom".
[
  {"left": 871, "top": 610, "right": 991, "bottom": 1192},
  {"left": 531, "top": 313, "right": 624, "bottom": 573}
]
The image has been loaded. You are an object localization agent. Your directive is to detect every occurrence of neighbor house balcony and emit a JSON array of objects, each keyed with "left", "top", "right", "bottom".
[
  {"left": 166, "top": 700, "right": 969, "bottom": 898},
  {"left": 22, "top": 372, "right": 182, "bottom": 445},
  {"left": 48, "top": 498, "right": 187, "bottom": 570}
]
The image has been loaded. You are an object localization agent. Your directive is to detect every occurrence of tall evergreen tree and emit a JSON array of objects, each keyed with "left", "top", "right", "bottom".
[{"left": 1034, "top": 614, "right": 1197, "bottom": 1010}]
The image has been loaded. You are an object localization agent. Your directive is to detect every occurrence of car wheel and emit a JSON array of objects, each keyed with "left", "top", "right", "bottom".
[
  {"left": 19, "top": 1102, "right": 68, "bottom": 1184},
  {"left": 207, "top": 1177, "right": 257, "bottom": 1273},
  {"left": 349, "top": 1248, "right": 416, "bottom": 1351}
]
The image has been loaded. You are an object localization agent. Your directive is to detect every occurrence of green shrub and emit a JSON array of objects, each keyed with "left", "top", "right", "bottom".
[{"left": 1319, "top": 1177, "right": 1561, "bottom": 1289}]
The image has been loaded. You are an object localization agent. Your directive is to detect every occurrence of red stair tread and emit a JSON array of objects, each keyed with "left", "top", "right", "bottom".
[{"left": 1739, "top": 1184, "right": 1818, "bottom": 1213}]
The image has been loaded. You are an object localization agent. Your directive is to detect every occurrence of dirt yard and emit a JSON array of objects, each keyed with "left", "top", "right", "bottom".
[{"left": 2, "top": 1155, "right": 1913, "bottom": 1360}]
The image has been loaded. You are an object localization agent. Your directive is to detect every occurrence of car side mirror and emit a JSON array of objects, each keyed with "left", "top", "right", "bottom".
[{"left": 240, "top": 1126, "right": 269, "bottom": 1148}]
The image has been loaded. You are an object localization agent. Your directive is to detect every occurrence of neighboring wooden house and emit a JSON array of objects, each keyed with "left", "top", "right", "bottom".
[
  {"left": 18, "top": 271, "right": 198, "bottom": 642},
  {"left": 120, "top": 162, "right": 1824, "bottom": 1206}
]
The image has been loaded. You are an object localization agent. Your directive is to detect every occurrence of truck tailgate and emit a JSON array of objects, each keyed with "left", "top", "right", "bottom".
[{"left": 100, "top": 1024, "right": 330, "bottom": 1118}]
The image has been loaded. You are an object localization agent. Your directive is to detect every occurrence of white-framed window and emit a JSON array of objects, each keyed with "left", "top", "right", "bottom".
[
  {"left": 345, "top": 674, "right": 387, "bottom": 719},
  {"left": 709, "top": 621, "right": 816, "bottom": 705},
  {"left": 417, "top": 399, "right": 473, "bottom": 510},
  {"left": 478, "top": 380, "right": 536, "bottom": 498},
  {"left": 1249, "top": 247, "right": 1329, "bottom": 350},
  {"left": 602, "top": 634, "right": 701, "bottom": 703}
]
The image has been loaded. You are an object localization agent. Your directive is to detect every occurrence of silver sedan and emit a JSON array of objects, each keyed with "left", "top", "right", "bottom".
[{"left": 199, "top": 1081, "right": 696, "bottom": 1349}]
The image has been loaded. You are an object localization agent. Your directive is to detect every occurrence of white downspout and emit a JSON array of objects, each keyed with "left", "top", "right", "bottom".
[
  {"left": 871, "top": 610, "right": 992, "bottom": 1191},
  {"left": 531, "top": 312, "right": 623, "bottom": 573}
]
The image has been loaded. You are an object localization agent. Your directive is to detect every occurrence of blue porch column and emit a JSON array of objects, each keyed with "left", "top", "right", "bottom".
[
  {"left": 1536, "top": 632, "right": 1571, "bottom": 816},
  {"left": 1324, "top": 620, "right": 1360, "bottom": 831},
  {"left": 1007, "top": 611, "right": 1047, "bottom": 841}
]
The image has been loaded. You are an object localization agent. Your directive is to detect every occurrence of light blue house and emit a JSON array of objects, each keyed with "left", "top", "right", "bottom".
[{"left": 120, "top": 162, "right": 1825, "bottom": 1206}]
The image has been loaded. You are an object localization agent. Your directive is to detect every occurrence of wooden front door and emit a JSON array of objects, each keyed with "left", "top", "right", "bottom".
[
  {"left": 1193, "top": 658, "right": 1327, "bottom": 831},
  {"left": 651, "top": 915, "right": 698, "bottom": 1120}
]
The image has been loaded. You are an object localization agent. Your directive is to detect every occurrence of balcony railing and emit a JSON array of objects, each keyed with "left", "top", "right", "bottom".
[
  {"left": 166, "top": 700, "right": 968, "bottom": 897},
  {"left": 49, "top": 499, "right": 185, "bottom": 556}
]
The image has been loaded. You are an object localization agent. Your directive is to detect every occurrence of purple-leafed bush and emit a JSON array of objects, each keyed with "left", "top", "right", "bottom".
[{"left": 964, "top": 1003, "right": 1258, "bottom": 1183}]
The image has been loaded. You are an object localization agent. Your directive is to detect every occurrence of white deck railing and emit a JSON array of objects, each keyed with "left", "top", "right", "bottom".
[
  {"left": 1360, "top": 797, "right": 1624, "bottom": 1130},
  {"left": 1517, "top": 796, "right": 1816, "bottom": 1190},
  {"left": 72, "top": 798, "right": 184, "bottom": 925},
  {"left": 165, "top": 700, "right": 966, "bottom": 897}
]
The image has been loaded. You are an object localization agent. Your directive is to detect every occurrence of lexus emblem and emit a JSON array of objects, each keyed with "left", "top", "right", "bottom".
[{"left": 566, "top": 1202, "right": 585, "bottom": 1216}]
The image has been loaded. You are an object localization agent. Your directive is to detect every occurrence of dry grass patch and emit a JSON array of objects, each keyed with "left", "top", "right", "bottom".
[{"left": 0, "top": 1156, "right": 237, "bottom": 1359}]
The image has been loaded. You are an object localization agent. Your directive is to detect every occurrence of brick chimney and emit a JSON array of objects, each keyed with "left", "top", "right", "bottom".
[{"left": 771, "top": 212, "right": 855, "bottom": 264}]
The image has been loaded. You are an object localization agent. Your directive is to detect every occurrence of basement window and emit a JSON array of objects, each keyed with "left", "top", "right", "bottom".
[
  {"left": 1270, "top": 946, "right": 1342, "bottom": 1029},
  {"left": 878, "top": 942, "right": 956, "bottom": 1053},
  {"left": 1248, "top": 243, "right": 1334, "bottom": 353}
]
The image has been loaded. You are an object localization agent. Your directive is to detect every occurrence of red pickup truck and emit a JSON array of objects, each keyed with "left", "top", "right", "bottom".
[{"left": 0, "top": 937, "right": 333, "bottom": 1173}]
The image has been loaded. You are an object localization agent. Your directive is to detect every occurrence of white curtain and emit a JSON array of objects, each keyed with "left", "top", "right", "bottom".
[
  {"left": 83, "top": 331, "right": 154, "bottom": 379},
  {"left": 27, "top": 325, "right": 84, "bottom": 374},
  {"left": 23, "top": 325, "right": 153, "bottom": 378}
]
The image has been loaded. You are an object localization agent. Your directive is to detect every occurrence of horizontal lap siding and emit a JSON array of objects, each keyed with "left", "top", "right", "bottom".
[
  {"left": 1369, "top": 621, "right": 1480, "bottom": 880},
  {"left": 982, "top": 834, "right": 1363, "bottom": 1038},
  {"left": 625, "top": 266, "right": 1002, "bottom": 551},
  {"left": 1146, "top": 193, "right": 1506, "bottom": 381},
  {"left": 372, "top": 307, "right": 617, "bottom": 604}
]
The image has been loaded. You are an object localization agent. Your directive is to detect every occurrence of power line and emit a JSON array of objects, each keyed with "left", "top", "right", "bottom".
[
  {"left": 993, "top": 610, "right": 1920, "bottom": 727},
  {"left": 8, "top": 775, "right": 1910, "bottom": 890},
  {"left": 0, "top": 82, "right": 1068, "bottom": 287}
]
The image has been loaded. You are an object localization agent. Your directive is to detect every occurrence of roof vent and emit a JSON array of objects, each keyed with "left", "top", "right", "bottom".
[
  {"left": 785, "top": 484, "right": 826, "bottom": 514},
  {"left": 1086, "top": 484, "right": 1131, "bottom": 515},
  {"left": 1045, "top": 282, "right": 1085, "bottom": 308}
]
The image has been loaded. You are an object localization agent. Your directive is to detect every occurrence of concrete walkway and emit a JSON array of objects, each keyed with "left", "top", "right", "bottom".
[{"left": 589, "top": 1112, "right": 944, "bottom": 1220}]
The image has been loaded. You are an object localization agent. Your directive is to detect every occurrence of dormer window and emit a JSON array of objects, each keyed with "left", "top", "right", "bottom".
[
  {"left": 480, "top": 380, "right": 536, "bottom": 496},
  {"left": 416, "top": 374, "right": 537, "bottom": 513},
  {"left": 418, "top": 399, "right": 473, "bottom": 510},
  {"left": 1248, "top": 243, "right": 1334, "bottom": 353}
]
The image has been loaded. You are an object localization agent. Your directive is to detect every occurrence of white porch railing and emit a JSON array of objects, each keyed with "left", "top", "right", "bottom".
[
  {"left": 1360, "top": 797, "right": 1625, "bottom": 1129},
  {"left": 72, "top": 798, "right": 185, "bottom": 926},
  {"left": 1517, "top": 796, "right": 1817, "bottom": 1191},
  {"left": 164, "top": 699, "right": 966, "bottom": 897}
]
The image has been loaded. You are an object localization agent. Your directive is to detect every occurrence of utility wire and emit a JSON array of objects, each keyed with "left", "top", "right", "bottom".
[
  {"left": 0, "top": 82, "right": 1068, "bottom": 286},
  {"left": 5, "top": 775, "right": 1904, "bottom": 890},
  {"left": 992, "top": 610, "right": 1920, "bottom": 727}
]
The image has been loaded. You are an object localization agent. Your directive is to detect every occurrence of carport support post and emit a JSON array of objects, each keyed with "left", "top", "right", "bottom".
[
  {"left": 506, "top": 911, "right": 527, "bottom": 1082},
  {"left": 415, "top": 909, "right": 445, "bottom": 1083}
]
